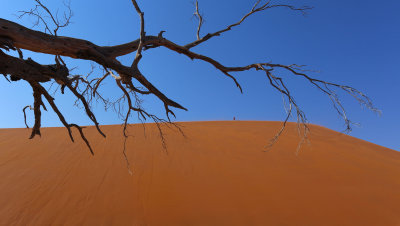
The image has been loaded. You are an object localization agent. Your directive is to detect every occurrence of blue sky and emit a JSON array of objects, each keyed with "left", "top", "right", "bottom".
[{"left": 1, "top": 0, "right": 399, "bottom": 151}]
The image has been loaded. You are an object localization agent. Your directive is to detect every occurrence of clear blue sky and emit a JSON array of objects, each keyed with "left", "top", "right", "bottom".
[{"left": 1, "top": 0, "right": 399, "bottom": 151}]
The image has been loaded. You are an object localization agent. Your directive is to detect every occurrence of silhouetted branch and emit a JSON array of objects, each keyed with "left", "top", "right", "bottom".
[
  {"left": 185, "top": 0, "right": 312, "bottom": 49},
  {"left": 0, "top": 0, "right": 378, "bottom": 154},
  {"left": 22, "top": 105, "right": 33, "bottom": 128}
]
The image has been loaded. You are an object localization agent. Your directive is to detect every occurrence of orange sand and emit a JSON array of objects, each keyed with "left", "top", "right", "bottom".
[{"left": 0, "top": 121, "right": 399, "bottom": 225}]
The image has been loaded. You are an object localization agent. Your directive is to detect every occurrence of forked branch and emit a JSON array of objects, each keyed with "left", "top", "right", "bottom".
[{"left": 185, "top": 0, "right": 312, "bottom": 49}]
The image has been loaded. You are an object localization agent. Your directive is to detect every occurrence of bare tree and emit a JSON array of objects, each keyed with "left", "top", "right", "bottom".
[{"left": 0, "top": 0, "right": 379, "bottom": 154}]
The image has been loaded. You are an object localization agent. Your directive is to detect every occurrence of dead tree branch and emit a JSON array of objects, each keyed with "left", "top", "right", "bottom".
[
  {"left": 193, "top": 0, "right": 204, "bottom": 40},
  {"left": 22, "top": 105, "right": 32, "bottom": 128},
  {"left": 0, "top": 0, "right": 378, "bottom": 153},
  {"left": 185, "top": 0, "right": 312, "bottom": 49}
]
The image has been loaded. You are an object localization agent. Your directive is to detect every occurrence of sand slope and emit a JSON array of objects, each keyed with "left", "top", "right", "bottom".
[{"left": 0, "top": 121, "right": 399, "bottom": 226}]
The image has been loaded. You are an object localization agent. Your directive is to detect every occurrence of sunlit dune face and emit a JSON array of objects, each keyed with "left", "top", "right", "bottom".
[{"left": 0, "top": 121, "right": 399, "bottom": 226}]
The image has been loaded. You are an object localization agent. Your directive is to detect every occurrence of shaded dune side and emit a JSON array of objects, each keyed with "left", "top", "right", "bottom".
[{"left": 0, "top": 121, "right": 399, "bottom": 226}]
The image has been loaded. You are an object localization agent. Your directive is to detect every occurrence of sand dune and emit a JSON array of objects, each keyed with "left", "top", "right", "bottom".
[{"left": 0, "top": 121, "right": 399, "bottom": 225}]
